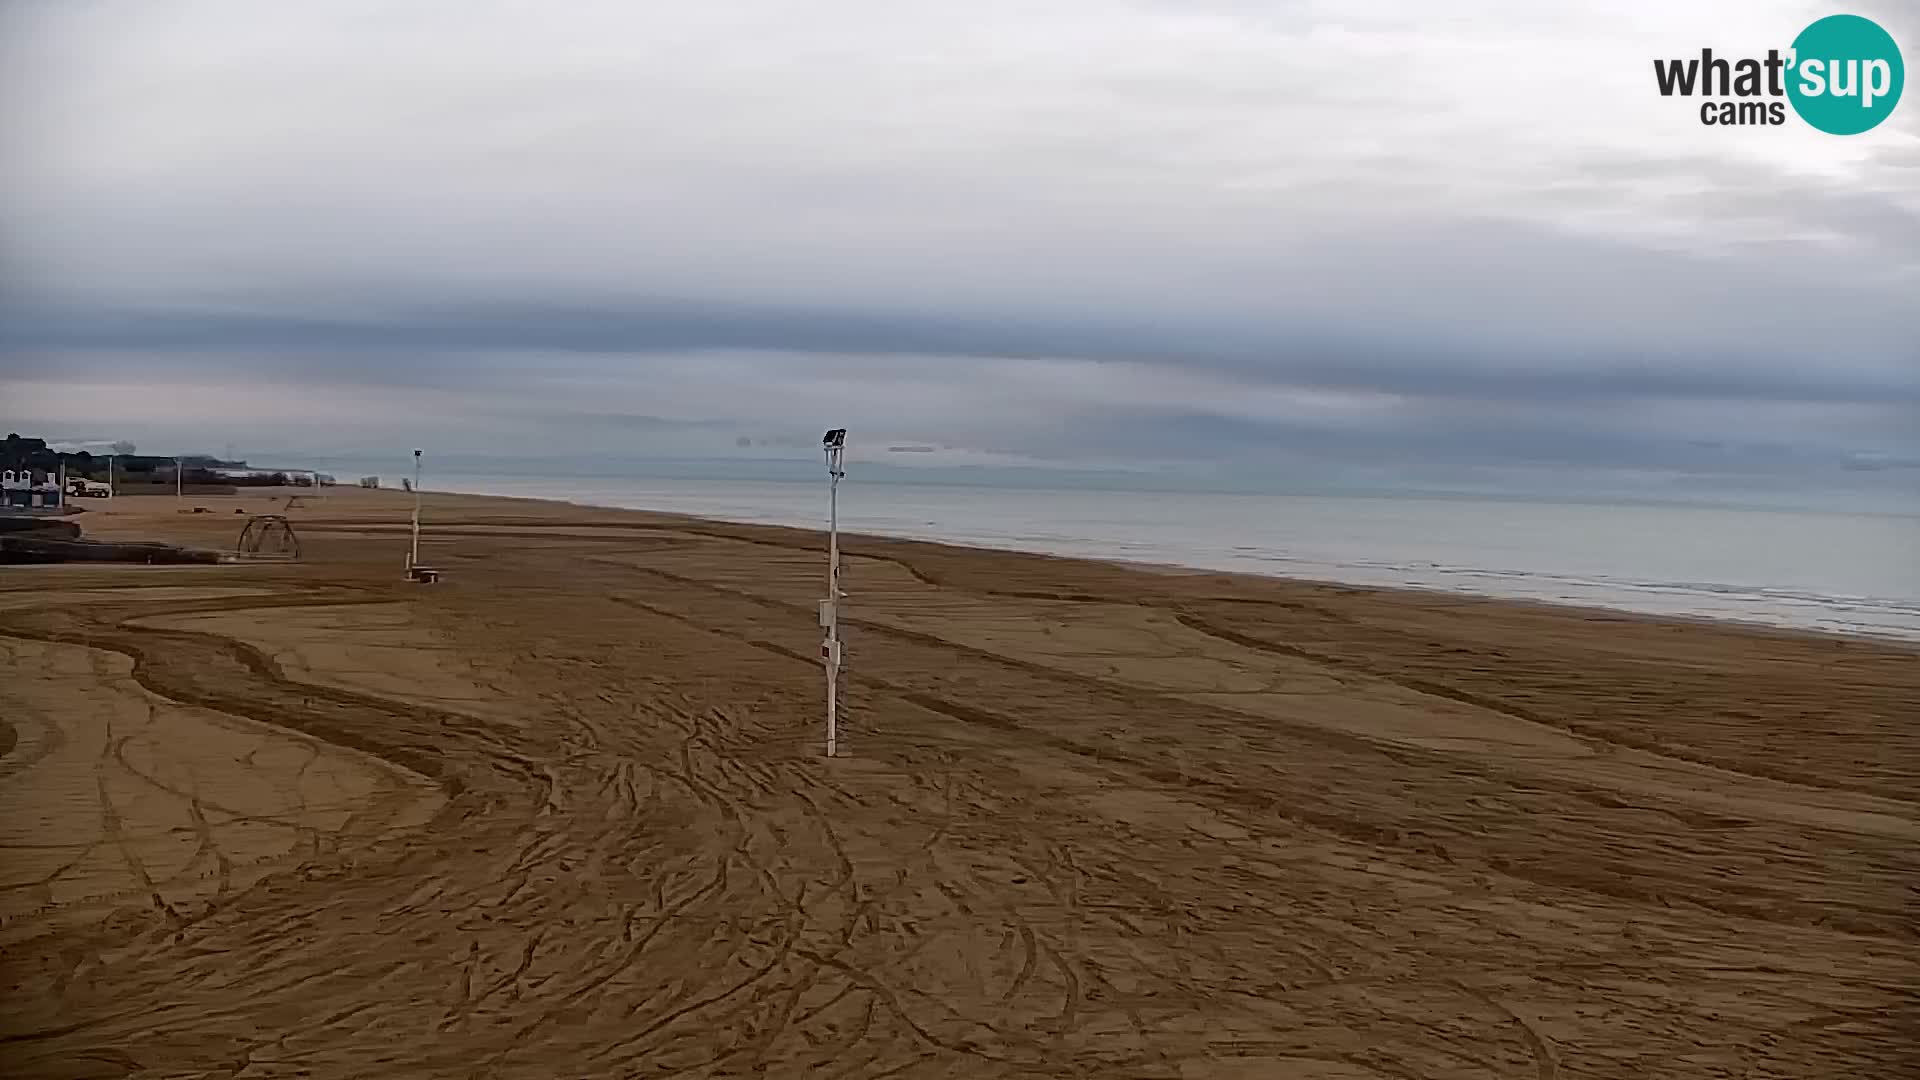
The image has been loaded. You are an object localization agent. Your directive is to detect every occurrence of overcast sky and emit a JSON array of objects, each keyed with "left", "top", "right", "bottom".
[{"left": 2, "top": 1, "right": 1916, "bottom": 496}]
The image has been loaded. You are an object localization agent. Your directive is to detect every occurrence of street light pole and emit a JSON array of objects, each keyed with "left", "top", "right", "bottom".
[
  {"left": 820, "top": 429, "right": 847, "bottom": 757},
  {"left": 409, "top": 449, "right": 423, "bottom": 571}
]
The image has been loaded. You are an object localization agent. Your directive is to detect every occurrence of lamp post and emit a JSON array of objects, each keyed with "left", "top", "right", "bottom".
[
  {"left": 820, "top": 428, "right": 847, "bottom": 757},
  {"left": 409, "top": 449, "right": 423, "bottom": 572}
]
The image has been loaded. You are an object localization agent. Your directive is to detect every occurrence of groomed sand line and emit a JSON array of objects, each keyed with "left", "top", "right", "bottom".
[{"left": 0, "top": 628, "right": 444, "bottom": 945}]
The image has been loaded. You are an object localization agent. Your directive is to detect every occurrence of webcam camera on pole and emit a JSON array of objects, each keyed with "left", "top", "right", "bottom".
[{"left": 820, "top": 428, "right": 847, "bottom": 757}]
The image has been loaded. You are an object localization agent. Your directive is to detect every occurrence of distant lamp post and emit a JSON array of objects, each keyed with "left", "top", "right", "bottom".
[
  {"left": 409, "top": 448, "right": 424, "bottom": 572},
  {"left": 108, "top": 441, "right": 133, "bottom": 500}
]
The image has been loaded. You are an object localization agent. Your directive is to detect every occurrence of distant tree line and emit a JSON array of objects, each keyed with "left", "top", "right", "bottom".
[
  {"left": 2, "top": 433, "right": 258, "bottom": 481},
  {"left": 3, "top": 433, "right": 85, "bottom": 475}
]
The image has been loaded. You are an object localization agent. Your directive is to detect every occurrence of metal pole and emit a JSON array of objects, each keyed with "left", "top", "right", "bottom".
[
  {"left": 826, "top": 662, "right": 837, "bottom": 758},
  {"left": 109, "top": 453, "right": 115, "bottom": 498},
  {"left": 821, "top": 430, "right": 846, "bottom": 758},
  {"left": 827, "top": 461, "right": 839, "bottom": 758},
  {"left": 175, "top": 457, "right": 182, "bottom": 502},
  {"left": 410, "top": 450, "right": 423, "bottom": 570}
]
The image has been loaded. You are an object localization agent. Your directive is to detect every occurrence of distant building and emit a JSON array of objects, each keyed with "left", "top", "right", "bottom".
[{"left": 0, "top": 466, "right": 64, "bottom": 510}]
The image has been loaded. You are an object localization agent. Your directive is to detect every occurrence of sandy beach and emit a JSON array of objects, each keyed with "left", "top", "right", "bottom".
[{"left": 1, "top": 487, "right": 1913, "bottom": 1079}]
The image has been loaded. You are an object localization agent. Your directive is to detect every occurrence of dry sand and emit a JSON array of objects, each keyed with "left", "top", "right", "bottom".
[{"left": 1, "top": 487, "right": 1914, "bottom": 1078}]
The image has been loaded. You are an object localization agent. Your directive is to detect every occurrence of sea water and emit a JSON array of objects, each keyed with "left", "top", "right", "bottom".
[{"left": 426, "top": 472, "right": 1920, "bottom": 643}]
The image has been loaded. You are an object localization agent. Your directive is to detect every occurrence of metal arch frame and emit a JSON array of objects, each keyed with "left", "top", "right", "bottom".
[{"left": 235, "top": 514, "right": 301, "bottom": 561}]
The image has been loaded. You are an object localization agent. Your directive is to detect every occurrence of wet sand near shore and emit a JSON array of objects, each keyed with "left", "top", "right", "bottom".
[{"left": 1, "top": 487, "right": 1914, "bottom": 1078}]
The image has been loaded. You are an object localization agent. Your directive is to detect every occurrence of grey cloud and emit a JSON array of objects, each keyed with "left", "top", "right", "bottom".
[
  {"left": 3, "top": 0, "right": 1917, "bottom": 494},
  {"left": 1842, "top": 454, "right": 1920, "bottom": 472}
]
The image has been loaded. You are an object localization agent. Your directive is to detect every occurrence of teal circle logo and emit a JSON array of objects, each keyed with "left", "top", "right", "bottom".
[{"left": 1787, "top": 14, "right": 1904, "bottom": 135}]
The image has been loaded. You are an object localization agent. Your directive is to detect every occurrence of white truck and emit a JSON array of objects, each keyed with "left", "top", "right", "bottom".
[{"left": 68, "top": 479, "right": 112, "bottom": 498}]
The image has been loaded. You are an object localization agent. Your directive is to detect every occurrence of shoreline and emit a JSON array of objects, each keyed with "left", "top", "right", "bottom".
[
  {"left": 6, "top": 484, "right": 1915, "bottom": 1076},
  {"left": 418, "top": 482, "right": 1920, "bottom": 651}
]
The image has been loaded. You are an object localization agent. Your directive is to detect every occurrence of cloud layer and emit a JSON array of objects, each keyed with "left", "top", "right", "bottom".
[{"left": 3, "top": 1, "right": 1916, "bottom": 496}]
